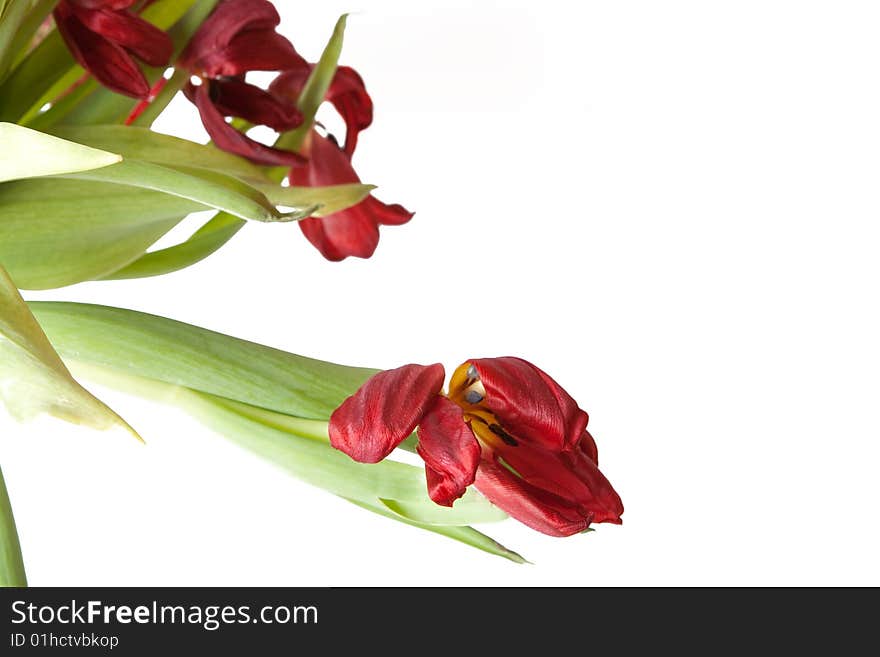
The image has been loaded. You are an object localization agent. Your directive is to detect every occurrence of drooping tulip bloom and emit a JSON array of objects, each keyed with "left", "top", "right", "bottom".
[
  {"left": 329, "top": 358, "right": 624, "bottom": 537},
  {"left": 178, "top": 0, "right": 306, "bottom": 166},
  {"left": 271, "top": 63, "right": 413, "bottom": 261},
  {"left": 54, "top": 0, "right": 173, "bottom": 99}
]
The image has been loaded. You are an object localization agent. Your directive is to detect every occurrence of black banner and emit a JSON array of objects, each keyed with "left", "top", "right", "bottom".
[{"left": 0, "top": 587, "right": 873, "bottom": 653}]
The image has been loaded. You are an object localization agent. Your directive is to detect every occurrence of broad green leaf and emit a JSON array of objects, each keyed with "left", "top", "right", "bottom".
[
  {"left": 51, "top": 125, "right": 268, "bottom": 183},
  {"left": 278, "top": 14, "right": 348, "bottom": 152},
  {"left": 56, "top": 160, "right": 281, "bottom": 223},
  {"left": 30, "top": 301, "right": 378, "bottom": 419},
  {"left": 102, "top": 211, "right": 246, "bottom": 281},
  {"left": 0, "top": 266, "right": 138, "bottom": 437},
  {"left": 0, "top": 464, "right": 27, "bottom": 587},
  {"left": 0, "top": 178, "right": 198, "bottom": 289},
  {"left": 346, "top": 498, "right": 526, "bottom": 563},
  {"left": 187, "top": 393, "right": 506, "bottom": 525},
  {"left": 0, "top": 122, "right": 121, "bottom": 183}
]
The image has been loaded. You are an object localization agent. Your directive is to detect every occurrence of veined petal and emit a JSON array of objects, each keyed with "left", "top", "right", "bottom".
[
  {"left": 69, "top": 0, "right": 136, "bottom": 9},
  {"left": 179, "top": 0, "right": 290, "bottom": 75},
  {"left": 475, "top": 453, "right": 595, "bottom": 537},
  {"left": 190, "top": 82, "right": 305, "bottom": 166},
  {"left": 491, "top": 439, "right": 623, "bottom": 526},
  {"left": 210, "top": 78, "right": 302, "bottom": 132},
  {"left": 197, "top": 30, "right": 305, "bottom": 77},
  {"left": 471, "top": 357, "right": 589, "bottom": 452},
  {"left": 68, "top": 4, "right": 172, "bottom": 67},
  {"left": 329, "top": 363, "right": 446, "bottom": 463},
  {"left": 54, "top": 4, "right": 150, "bottom": 99},
  {"left": 417, "top": 397, "right": 480, "bottom": 506}
]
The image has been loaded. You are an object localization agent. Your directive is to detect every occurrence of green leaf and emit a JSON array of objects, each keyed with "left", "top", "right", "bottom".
[
  {"left": 30, "top": 301, "right": 378, "bottom": 420},
  {"left": 0, "top": 464, "right": 27, "bottom": 587},
  {"left": 0, "top": 266, "right": 138, "bottom": 437},
  {"left": 185, "top": 393, "right": 506, "bottom": 526},
  {"left": 0, "top": 178, "right": 198, "bottom": 289},
  {"left": 0, "top": 0, "right": 40, "bottom": 83},
  {"left": 55, "top": 159, "right": 282, "bottom": 223},
  {"left": 101, "top": 211, "right": 246, "bottom": 281},
  {"left": 346, "top": 498, "right": 526, "bottom": 564},
  {"left": 278, "top": 14, "right": 348, "bottom": 152},
  {"left": 0, "top": 122, "right": 121, "bottom": 183}
]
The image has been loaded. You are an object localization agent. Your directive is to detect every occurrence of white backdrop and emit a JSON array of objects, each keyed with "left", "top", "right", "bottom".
[{"left": 2, "top": 0, "right": 879, "bottom": 585}]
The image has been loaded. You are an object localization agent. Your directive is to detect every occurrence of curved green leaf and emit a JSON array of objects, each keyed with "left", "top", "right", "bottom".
[
  {"left": 0, "top": 122, "right": 121, "bottom": 183},
  {"left": 0, "top": 178, "right": 198, "bottom": 289},
  {"left": 0, "top": 267, "right": 138, "bottom": 437}
]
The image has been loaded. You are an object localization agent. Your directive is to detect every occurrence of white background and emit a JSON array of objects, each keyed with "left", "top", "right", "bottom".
[{"left": 2, "top": 0, "right": 880, "bottom": 585}]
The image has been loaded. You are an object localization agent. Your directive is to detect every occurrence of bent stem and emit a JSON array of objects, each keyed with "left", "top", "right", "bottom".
[{"left": 0, "top": 465, "right": 27, "bottom": 587}]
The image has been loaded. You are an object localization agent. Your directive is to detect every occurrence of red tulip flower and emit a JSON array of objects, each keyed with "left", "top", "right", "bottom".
[
  {"left": 179, "top": 0, "right": 306, "bottom": 166},
  {"left": 54, "top": 0, "right": 173, "bottom": 99},
  {"left": 329, "top": 358, "right": 624, "bottom": 537},
  {"left": 271, "top": 63, "right": 413, "bottom": 261}
]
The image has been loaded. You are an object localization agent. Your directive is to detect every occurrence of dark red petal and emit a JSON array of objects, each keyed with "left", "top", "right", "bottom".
[
  {"left": 329, "top": 364, "right": 446, "bottom": 463},
  {"left": 68, "top": 5, "right": 172, "bottom": 67},
  {"left": 179, "top": 0, "right": 290, "bottom": 75},
  {"left": 269, "top": 61, "right": 311, "bottom": 100},
  {"left": 360, "top": 196, "right": 415, "bottom": 227},
  {"left": 470, "top": 357, "right": 588, "bottom": 452},
  {"left": 210, "top": 77, "right": 302, "bottom": 131},
  {"left": 416, "top": 397, "right": 480, "bottom": 506},
  {"left": 492, "top": 440, "right": 623, "bottom": 526},
  {"left": 193, "top": 30, "right": 304, "bottom": 77},
  {"left": 474, "top": 453, "right": 595, "bottom": 537},
  {"left": 297, "top": 213, "right": 380, "bottom": 262},
  {"left": 580, "top": 428, "right": 599, "bottom": 465},
  {"left": 290, "top": 132, "right": 412, "bottom": 261},
  {"left": 325, "top": 66, "right": 373, "bottom": 156},
  {"left": 190, "top": 82, "right": 305, "bottom": 166},
  {"left": 54, "top": 6, "right": 150, "bottom": 98}
]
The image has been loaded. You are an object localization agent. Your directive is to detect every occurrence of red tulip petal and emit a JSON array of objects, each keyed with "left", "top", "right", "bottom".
[
  {"left": 190, "top": 82, "right": 305, "bottom": 166},
  {"left": 179, "top": 0, "right": 291, "bottom": 75},
  {"left": 325, "top": 66, "right": 373, "bottom": 156},
  {"left": 580, "top": 428, "right": 599, "bottom": 465},
  {"left": 470, "top": 357, "right": 589, "bottom": 452},
  {"left": 195, "top": 30, "right": 304, "bottom": 77},
  {"left": 290, "top": 132, "right": 413, "bottom": 260},
  {"left": 475, "top": 453, "right": 595, "bottom": 537},
  {"left": 268, "top": 61, "right": 311, "bottom": 99},
  {"left": 210, "top": 78, "right": 302, "bottom": 131},
  {"left": 490, "top": 440, "right": 623, "bottom": 526},
  {"left": 360, "top": 196, "right": 415, "bottom": 227},
  {"left": 54, "top": 5, "right": 150, "bottom": 98},
  {"left": 68, "top": 5, "right": 172, "bottom": 67},
  {"left": 416, "top": 397, "right": 480, "bottom": 506},
  {"left": 329, "top": 363, "right": 446, "bottom": 463}
]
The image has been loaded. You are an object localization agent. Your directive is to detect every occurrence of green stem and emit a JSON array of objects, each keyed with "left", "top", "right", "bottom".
[{"left": 0, "top": 465, "right": 27, "bottom": 587}]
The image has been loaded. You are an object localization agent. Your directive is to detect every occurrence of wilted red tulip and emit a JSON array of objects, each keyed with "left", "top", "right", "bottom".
[
  {"left": 271, "top": 63, "right": 413, "bottom": 261},
  {"left": 272, "top": 62, "right": 373, "bottom": 156},
  {"left": 54, "top": 0, "right": 172, "bottom": 99},
  {"left": 329, "top": 358, "right": 624, "bottom": 537},
  {"left": 179, "top": 0, "right": 306, "bottom": 166}
]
